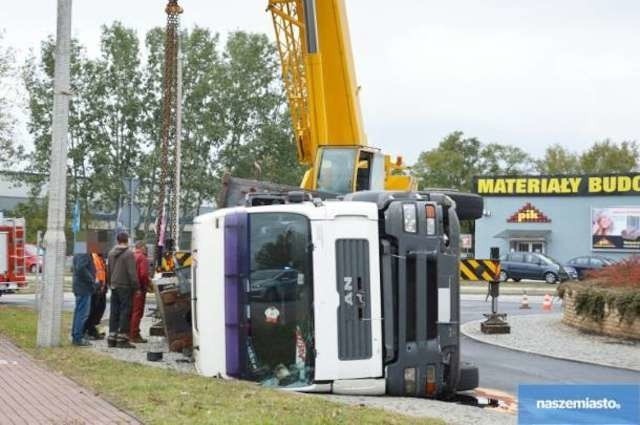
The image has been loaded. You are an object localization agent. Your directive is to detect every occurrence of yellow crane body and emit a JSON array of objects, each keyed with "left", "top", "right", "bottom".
[{"left": 269, "top": 0, "right": 416, "bottom": 194}]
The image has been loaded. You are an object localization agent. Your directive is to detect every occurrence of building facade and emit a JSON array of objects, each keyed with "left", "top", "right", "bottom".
[{"left": 474, "top": 173, "right": 640, "bottom": 263}]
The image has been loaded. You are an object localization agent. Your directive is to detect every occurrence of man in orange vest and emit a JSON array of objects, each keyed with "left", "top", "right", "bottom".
[{"left": 85, "top": 248, "right": 108, "bottom": 339}]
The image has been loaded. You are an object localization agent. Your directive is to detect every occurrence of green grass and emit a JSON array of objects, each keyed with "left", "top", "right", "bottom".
[
  {"left": 16, "top": 275, "right": 73, "bottom": 295},
  {"left": 0, "top": 306, "right": 444, "bottom": 425}
]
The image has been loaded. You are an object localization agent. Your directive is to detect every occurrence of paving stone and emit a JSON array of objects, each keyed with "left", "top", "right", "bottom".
[{"left": 0, "top": 336, "right": 140, "bottom": 425}]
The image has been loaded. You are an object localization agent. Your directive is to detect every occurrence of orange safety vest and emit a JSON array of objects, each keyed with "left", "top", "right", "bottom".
[{"left": 91, "top": 253, "right": 106, "bottom": 285}]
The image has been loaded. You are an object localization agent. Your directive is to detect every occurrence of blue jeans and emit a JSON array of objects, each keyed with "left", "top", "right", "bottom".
[{"left": 72, "top": 294, "right": 91, "bottom": 343}]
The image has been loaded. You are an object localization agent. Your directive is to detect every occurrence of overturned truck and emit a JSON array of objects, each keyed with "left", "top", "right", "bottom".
[{"left": 191, "top": 189, "right": 482, "bottom": 398}]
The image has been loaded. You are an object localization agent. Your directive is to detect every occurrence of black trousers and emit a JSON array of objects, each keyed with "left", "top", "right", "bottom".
[
  {"left": 108, "top": 287, "right": 133, "bottom": 337},
  {"left": 84, "top": 289, "right": 107, "bottom": 335}
]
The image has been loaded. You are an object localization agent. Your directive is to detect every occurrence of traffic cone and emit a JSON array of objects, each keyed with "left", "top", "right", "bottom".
[
  {"left": 519, "top": 290, "right": 531, "bottom": 309},
  {"left": 542, "top": 293, "right": 553, "bottom": 311}
]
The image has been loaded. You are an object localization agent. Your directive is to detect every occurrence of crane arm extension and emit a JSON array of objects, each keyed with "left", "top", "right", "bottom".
[{"left": 268, "top": 0, "right": 367, "bottom": 166}]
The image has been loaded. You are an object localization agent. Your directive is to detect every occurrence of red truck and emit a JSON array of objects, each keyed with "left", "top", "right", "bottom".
[{"left": 0, "top": 216, "right": 27, "bottom": 295}]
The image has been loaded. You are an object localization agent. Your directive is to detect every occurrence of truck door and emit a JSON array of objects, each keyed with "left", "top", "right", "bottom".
[{"left": 311, "top": 214, "right": 383, "bottom": 381}]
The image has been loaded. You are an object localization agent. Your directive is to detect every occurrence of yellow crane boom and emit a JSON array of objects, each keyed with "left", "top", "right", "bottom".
[{"left": 268, "top": 0, "right": 415, "bottom": 194}]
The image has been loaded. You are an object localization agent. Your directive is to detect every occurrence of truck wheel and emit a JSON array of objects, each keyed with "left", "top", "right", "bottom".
[
  {"left": 544, "top": 272, "right": 558, "bottom": 284},
  {"left": 457, "top": 362, "right": 479, "bottom": 391},
  {"left": 499, "top": 271, "right": 508, "bottom": 282}
]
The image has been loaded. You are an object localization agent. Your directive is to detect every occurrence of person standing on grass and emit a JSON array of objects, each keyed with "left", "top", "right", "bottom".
[
  {"left": 71, "top": 251, "right": 96, "bottom": 347},
  {"left": 129, "top": 241, "right": 150, "bottom": 343},
  {"left": 84, "top": 249, "right": 107, "bottom": 340},
  {"left": 107, "top": 232, "right": 139, "bottom": 349}
]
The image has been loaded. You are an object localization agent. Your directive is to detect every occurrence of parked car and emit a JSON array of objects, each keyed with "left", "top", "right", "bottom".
[
  {"left": 499, "top": 252, "right": 571, "bottom": 284},
  {"left": 565, "top": 256, "right": 616, "bottom": 280},
  {"left": 24, "top": 244, "right": 44, "bottom": 273},
  {"left": 562, "top": 265, "right": 579, "bottom": 280},
  {"left": 249, "top": 268, "right": 301, "bottom": 301}
]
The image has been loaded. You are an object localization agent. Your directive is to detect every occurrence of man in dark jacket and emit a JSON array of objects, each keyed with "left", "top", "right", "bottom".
[
  {"left": 72, "top": 252, "right": 96, "bottom": 346},
  {"left": 107, "top": 232, "right": 139, "bottom": 348}
]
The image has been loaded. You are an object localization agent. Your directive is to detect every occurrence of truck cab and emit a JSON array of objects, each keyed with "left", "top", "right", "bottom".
[{"left": 191, "top": 191, "right": 479, "bottom": 397}]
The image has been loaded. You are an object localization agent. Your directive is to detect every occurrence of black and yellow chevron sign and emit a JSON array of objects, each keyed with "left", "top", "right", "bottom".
[
  {"left": 460, "top": 259, "right": 501, "bottom": 281},
  {"left": 174, "top": 251, "right": 193, "bottom": 268}
]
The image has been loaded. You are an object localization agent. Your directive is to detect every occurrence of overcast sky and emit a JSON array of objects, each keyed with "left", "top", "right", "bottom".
[{"left": 3, "top": 0, "right": 640, "bottom": 164}]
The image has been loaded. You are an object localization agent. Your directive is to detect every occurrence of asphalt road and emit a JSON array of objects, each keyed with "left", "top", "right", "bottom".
[
  {"left": 461, "top": 296, "right": 640, "bottom": 393},
  {"left": 3, "top": 291, "right": 639, "bottom": 396}
]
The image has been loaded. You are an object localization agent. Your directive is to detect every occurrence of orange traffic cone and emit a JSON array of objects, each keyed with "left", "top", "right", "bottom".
[
  {"left": 542, "top": 293, "right": 553, "bottom": 311},
  {"left": 519, "top": 291, "right": 531, "bottom": 309}
]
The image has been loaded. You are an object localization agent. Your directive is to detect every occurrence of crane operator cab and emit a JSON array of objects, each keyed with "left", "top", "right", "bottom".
[{"left": 314, "top": 147, "right": 412, "bottom": 195}]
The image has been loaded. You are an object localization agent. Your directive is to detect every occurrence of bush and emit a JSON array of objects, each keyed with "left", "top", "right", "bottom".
[
  {"left": 562, "top": 280, "right": 640, "bottom": 324},
  {"left": 574, "top": 288, "right": 614, "bottom": 322},
  {"left": 584, "top": 256, "right": 640, "bottom": 288},
  {"left": 614, "top": 291, "right": 640, "bottom": 324}
]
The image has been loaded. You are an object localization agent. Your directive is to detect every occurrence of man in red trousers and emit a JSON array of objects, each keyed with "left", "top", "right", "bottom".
[{"left": 130, "top": 241, "right": 150, "bottom": 343}]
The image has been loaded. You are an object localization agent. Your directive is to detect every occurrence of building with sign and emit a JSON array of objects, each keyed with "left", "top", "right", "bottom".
[{"left": 473, "top": 173, "right": 640, "bottom": 263}]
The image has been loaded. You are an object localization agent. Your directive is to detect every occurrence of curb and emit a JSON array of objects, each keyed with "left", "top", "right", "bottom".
[
  {"left": 461, "top": 316, "right": 640, "bottom": 373},
  {"left": 460, "top": 284, "right": 559, "bottom": 295}
]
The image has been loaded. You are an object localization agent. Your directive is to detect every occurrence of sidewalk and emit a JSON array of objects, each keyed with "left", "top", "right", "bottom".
[
  {"left": 0, "top": 336, "right": 139, "bottom": 424},
  {"left": 462, "top": 314, "right": 640, "bottom": 372}
]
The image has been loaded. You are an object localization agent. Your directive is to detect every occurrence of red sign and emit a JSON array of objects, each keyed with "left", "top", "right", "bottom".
[{"left": 507, "top": 203, "right": 551, "bottom": 223}]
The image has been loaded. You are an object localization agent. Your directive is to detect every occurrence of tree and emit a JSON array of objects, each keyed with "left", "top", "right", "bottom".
[
  {"left": 7, "top": 199, "right": 48, "bottom": 243},
  {"left": 21, "top": 24, "right": 305, "bottom": 241},
  {"left": 87, "top": 22, "right": 145, "bottom": 214},
  {"left": 412, "top": 131, "right": 482, "bottom": 192},
  {"left": 23, "top": 36, "right": 97, "bottom": 226},
  {"left": 479, "top": 143, "right": 534, "bottom": 175},
  {"left": 217, "top": 31, "right": 303, "bottom": 187},
  {"left": 579, "top": 139, "right": 638, "bottom": 174},
  {"left": 0, "top": 31, "right": 24, "bottom": 169},
  {"left": 535, "top": 144, "right": 581, "bottom": 175}
]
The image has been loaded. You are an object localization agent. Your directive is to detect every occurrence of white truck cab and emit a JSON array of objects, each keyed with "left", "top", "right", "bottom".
[{"left": 192, "top": 191, "right": 481, "bottom": 397}]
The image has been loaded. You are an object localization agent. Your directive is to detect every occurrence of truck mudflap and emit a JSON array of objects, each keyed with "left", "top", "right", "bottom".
[{"left": 458, "top": 362, "right": 479, "bottom": 392}]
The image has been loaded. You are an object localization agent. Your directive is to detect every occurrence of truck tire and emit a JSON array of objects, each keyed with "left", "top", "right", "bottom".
[{"left": 457, "top": 362, "right": 479, "bottom": 391}]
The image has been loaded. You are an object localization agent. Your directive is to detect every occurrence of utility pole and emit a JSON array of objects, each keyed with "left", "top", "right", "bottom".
[{"left": 37, "top": 0, "right": 72, "bottom": 347}]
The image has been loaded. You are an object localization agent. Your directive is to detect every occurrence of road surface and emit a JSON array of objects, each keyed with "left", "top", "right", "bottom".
[{"left": 461, "top": 296, "right": 640, "bottom": 393}]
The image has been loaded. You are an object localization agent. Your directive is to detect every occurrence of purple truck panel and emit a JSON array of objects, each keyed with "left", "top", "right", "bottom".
[{"left": 224, "top": 211, "right": 248, "bottom": 377}]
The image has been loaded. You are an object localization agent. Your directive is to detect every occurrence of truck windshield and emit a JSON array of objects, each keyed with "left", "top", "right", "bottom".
[
  {"left": 316, "top": 148, "right": 357, "bottom": 194},
  {"left": 247, "top": 212, "right": 314, "bottom": 388}
]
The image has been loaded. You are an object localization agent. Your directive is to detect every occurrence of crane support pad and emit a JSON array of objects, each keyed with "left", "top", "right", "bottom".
[{"left": 459, "top": 259, "right": 500, "bottom": 282}]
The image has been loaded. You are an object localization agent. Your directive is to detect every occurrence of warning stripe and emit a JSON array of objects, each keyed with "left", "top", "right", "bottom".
[
  {"left": 460, "top": 261, "right": 476, "bottom": 280},
  {"left": 460, "top": 259, "right": 501, "bottom": 281}
]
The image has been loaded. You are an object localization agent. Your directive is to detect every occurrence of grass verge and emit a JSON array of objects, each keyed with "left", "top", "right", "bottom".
[
  {"left": 16, "top": 275, "right": 72, "bottom": 295},
  {"left": 0, "top": 305, "right": 444, "bottom": 425}
]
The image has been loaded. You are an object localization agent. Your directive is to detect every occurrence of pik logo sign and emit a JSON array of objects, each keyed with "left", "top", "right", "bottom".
[{"left": 507, "top": 203, "right": 551, "bottom": 223}]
